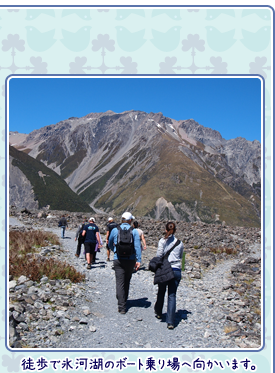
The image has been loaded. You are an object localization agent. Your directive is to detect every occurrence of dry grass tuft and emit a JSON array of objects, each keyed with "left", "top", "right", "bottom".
[
  {"left": 9, "top": 230, "right": 59, "bottom": 255},
  {"left": 210, "top": 246, "right": 237, "bottom": 255},
  {"left": 9, "top": 230, "right": 85, "bottom": 283}
]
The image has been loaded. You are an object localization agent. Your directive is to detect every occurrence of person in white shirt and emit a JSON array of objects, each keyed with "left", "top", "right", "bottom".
[{"left": 154, "top": 221, "right": 184, "bottom": 330}]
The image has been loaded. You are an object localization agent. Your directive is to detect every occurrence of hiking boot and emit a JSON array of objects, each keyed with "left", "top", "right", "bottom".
[
  {"left": 87, "top": 263, "right": 91, "bottom": 269},
  {"left": 118, "top": 309, "right": 126, "bottom": 314},
  {"left": 167, "top": 324, "right": 174, "bottom": 330},
  {"left": 107, "top": 258, "right": 110, "bottom": 262},
  {"left": 75, "top": 254, "right": 79, "bottom": 258}
]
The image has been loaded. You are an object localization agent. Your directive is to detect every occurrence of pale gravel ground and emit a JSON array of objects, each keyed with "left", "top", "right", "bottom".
[
  {"left": 45, "top": 226, "right": 240, "bottom": 350},
  {"left": 10, "top": 217, "right": 249, "bottom": 350}
]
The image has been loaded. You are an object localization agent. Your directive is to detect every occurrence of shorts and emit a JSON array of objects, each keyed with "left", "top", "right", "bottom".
[{"left": 84, "top": 242, "right": 96, "bottom": 255}]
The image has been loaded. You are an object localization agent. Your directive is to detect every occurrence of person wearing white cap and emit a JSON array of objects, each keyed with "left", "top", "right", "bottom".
[
  {"left": 105, "top": 217, "right": 117, "bottom": 262},
  {"left": 82, "top": 217, "right": 102, "bottom": 269},
  {"left": 108, "top": 212, "right": 141, "bottom": 314}
]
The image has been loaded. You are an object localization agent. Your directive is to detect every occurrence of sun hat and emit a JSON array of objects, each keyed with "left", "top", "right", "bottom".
[
  {"left": 108, "top": 217, "right": 113, "bottom": 222},
  {"left": 122, "top": 212, "right": 135, "bottom": 220},
  {"left": 89, "top": 217, "right": 95, "bottom": 222}
]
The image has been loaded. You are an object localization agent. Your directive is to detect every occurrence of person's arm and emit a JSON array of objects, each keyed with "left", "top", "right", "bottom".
[
  {"left": 82, "top": 229, "right": 86, "bottom": 237},
  {"left": 156, "top": 238, "right": 165, "bottom": 257},
  {"left": 96, "top": 232, "right": 102, "bottom": 248},
  {"left": 75, "top": 225, "right": 81, "bottom": 240},
  {"left": 106, "top": 230, "right": 110, "bottom": 244},
  {"left": 141, "top": 233, "right": 147, "bottom": 250},
  {"left": 133, "top": 230, "right": 141, "bottom": 270},
  {"left": 108, "top": 228, "right": 116, "bottom": 251}
]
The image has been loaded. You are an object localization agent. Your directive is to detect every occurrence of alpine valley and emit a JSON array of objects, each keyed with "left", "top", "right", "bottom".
[{"left": 9, "top": 110, "right": 261, "bottom": 227}]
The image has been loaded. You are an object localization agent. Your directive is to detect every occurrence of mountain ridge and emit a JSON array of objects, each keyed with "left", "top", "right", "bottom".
[{"left": 9, "top": 110, "right": 261, "bottom": 226}]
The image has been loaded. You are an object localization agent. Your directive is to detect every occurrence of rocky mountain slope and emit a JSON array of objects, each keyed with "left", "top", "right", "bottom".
[
  {"left": 9, "top": 146, "right": 93, "bottom": 212},
  {"left": 9, "top": 110, "right": 261, "bottom": 227}
]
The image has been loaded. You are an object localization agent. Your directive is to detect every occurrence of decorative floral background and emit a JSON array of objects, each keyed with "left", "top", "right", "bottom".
[{"left": 1, "top": 5, "right": 272, "bottom": 372}]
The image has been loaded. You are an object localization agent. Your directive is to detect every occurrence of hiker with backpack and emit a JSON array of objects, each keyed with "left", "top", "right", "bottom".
[
  {"left": 75, "top": 218, "right": 88, "bottom": 258},
  {"left": 108, "top": 212, "right": 141, "bottom": 314},
  {"left": 154, "top": 222, "right": 184, "bottom": 330}
]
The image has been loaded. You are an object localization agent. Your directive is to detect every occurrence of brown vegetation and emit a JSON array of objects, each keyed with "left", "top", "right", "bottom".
[
  {"left": 9, "top": 230, "right": 85, "bottom": 283},
  {"left": 209, "top": 246, "right": 237, "bottom": 255}
]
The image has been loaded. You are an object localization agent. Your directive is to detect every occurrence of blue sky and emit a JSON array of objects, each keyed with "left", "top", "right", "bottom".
[{"left": 9, "top": 76, "right": 262, "bottom": 142}]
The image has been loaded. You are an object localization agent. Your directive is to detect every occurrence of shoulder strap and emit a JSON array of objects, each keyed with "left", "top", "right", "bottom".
[{"left": 163, "top": 239, "right": 181, "bottom": 259}]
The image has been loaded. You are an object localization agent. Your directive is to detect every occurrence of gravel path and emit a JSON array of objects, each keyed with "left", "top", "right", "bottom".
[
  {"left": 10, "top": 216, "right": 261, "bottom": 350},
  {"left": 39, "top": 226, "right": 241, "bottom": 350}
]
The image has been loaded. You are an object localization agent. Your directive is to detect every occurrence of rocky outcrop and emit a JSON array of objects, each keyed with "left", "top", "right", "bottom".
[
  {"left": 178, "top": 120, "right": 261, "bottom": 188},
  {"left": 9, "top": 157, "right": 39, "bottom": 210},
  {"left": 221, "top": 137, "right": 261, "bottom": 187},
  {"left": 9, "top": 274, "right": 81, "bottom": 348}
]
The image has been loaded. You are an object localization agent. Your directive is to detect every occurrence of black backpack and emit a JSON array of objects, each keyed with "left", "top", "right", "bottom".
[
  {"left": 116, "top": 226, "right": 135, "bottom": 257},
  {"left": 108, "top": 221, "right": 118, "bottom": 233}
]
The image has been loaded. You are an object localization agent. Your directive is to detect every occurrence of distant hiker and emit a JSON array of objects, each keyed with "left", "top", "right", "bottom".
[
  {"left": 154, "top": 222, "right": 184, "bottom": 330},
  {"left": 93, "top": 232, "right": 103, "bottom": 264},
  {"left": 82, "top": 217, "right": 102, "bottom": 269},
  {"left": 108, "top": 212, "right": 141, "bottom": 314},
  {"left": 58, "top": 215, "right": 68, "bottom": 239},
  {"left": 133, "top": 221, "right": 147, "bottom": 252},
  {"left": 75, "top": 219, "right": 88, "bottom": 258},
  {"left": 106, "top": 217, "right": 117, "bottom": 262}
]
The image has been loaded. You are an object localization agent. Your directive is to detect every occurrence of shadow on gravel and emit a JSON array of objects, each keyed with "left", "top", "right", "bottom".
[
  {"left": 175, "top": 309, "right": 192, "bottom": 327},
  {"left": 92, "top": 264, "right": 106, "bottom": 269},
  {"left": 160, "top": 309, "right": 192, "bottom": 328},
  {"left": 61, "top": 237, "right": 72, "bottom": 240},
  {"left": 126, "top": 297, "right": 151, "bottom": 311}
]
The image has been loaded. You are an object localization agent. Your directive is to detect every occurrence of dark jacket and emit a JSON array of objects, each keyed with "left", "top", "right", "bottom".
[
  {"left": 59, "top": 217, "right": 67, "bottom": 227},
  {"left": 153, "top": 258, "right": 175, "bottom": 285}
]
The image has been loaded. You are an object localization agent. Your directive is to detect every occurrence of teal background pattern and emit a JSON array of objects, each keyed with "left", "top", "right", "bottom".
[{"left": 2, "top": 5, "right": 272, "bottom": 372}]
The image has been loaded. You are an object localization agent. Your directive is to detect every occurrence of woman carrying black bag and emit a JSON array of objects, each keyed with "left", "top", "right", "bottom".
[{"left": 154, "top": 222, "right": 184, "bottom": 330}]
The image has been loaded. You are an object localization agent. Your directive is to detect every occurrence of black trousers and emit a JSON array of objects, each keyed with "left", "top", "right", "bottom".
[
  {"left": 76, "top": 237, "right": 85, "bottom": 256},
  {"left": 113, "top": 259, "right": 136, "bottom": 312}
]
